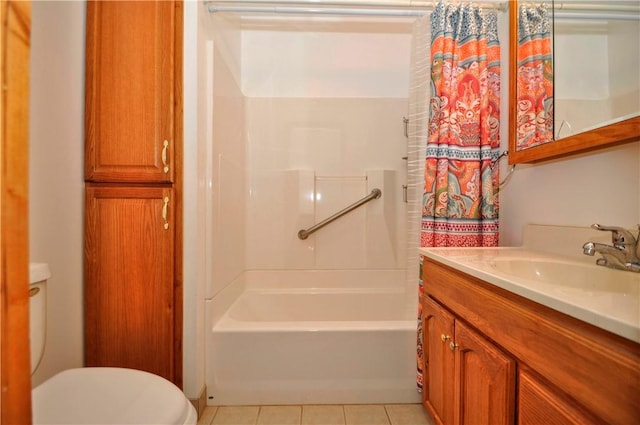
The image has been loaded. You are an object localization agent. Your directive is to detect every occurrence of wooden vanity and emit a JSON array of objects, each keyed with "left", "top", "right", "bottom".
[{"left": 420, "top": 256, "right": 640, "bottom": 425}]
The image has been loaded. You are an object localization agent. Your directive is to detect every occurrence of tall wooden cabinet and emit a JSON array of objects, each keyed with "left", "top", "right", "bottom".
[{"left": 84, "top": 0, "right": 183, "bottom": 386}]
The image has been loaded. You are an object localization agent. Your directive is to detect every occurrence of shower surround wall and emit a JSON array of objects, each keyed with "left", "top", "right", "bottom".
[
  {"left": 207, "top": 20, "right": 414, "bottom": 292},
  {"left": 204, "top": 15, "right": 419, "bottom": 404},
  {"left": 246, "top": 98, "right": 406, "bottom": 270},
  {"left": 243, "top": 27, "right": 411, "bottom": 271},
  {"left": 210, "top": 21, "right": 246, "bottom": 302}
]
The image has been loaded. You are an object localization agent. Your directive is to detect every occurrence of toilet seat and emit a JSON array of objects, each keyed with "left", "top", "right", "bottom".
[{"left": 32, "top": 368, "right": 196, "bottom": 425}]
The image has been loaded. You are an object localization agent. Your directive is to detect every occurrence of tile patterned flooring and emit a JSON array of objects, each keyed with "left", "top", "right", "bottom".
[{"left": 197, "top": 404, "right": 434, "bottom": 425}]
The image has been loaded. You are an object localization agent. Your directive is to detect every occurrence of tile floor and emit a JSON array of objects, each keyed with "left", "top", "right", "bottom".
[{"left": 197, "top": 404, "right": 434, "bottom": 425}]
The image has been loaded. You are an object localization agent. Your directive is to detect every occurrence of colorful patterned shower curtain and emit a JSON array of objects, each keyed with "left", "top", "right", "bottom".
[
  {"left": 516, "top": 3, "right": 553, "bottom": 149},
  {"left": 422, "top": 1, "right": 501, "bottom": 248},
  {"left": 416, "top": 0, "right": 501, "bottom": 392}
]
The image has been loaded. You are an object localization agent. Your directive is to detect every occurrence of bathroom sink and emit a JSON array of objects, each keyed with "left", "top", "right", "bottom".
[
  {"left": 420, "top": 239, "right": 640, "bottom": 342},
  {"left": 489, "top": 258, "right": 639, "bottom": 294}
]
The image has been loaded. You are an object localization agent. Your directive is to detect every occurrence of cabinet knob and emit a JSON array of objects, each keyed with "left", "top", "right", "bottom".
[
  {"left": 441, "top": 334, "right": 451, "bottom": 342},
  {"left": 449, "top": 341, "right": 459, "bottom": 351}
]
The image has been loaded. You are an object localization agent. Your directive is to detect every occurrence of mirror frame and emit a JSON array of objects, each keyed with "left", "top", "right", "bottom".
[{"left": 508, "top": 1, "right": 640, "bottom": 164}]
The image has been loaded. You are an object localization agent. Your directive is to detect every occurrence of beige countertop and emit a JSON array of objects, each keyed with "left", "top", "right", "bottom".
[{"left": 419, "top": 245, "right": 640, "bottom": 343}]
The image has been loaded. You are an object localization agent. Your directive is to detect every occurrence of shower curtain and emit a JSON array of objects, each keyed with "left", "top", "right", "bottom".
[
  {"left": 515, "top": 3, "right": 553, "bottom": 149},
  {"left": 417, "top": 0, "right": 501, "bottom": 392},
  {"left": 421, "top": 1, "right": 501, "bottom": 249}
]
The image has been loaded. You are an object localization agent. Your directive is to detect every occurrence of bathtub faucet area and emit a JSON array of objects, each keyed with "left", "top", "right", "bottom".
[{"left": 583, "top": 223, "right": 640, "bottom": 272}]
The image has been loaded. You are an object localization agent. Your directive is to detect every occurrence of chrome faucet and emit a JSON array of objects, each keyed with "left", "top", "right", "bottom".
[{"left": 582, "top": 224, "right": 640, "bottom": 273}]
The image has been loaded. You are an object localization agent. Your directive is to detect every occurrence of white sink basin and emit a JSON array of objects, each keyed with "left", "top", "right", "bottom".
[
  {"left": 489, "top": 258, "right": 639, "bottom": 294},
  {"left": 419, "top": 227, "right": 640, "bottom": 342}
]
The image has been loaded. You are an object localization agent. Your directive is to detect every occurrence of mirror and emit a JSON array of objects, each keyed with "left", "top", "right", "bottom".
[{"left": 509, "top": 1, "right": 640, "bottom": 164}]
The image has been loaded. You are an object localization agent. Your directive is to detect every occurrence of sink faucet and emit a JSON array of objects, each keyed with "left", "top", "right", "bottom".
[{"left": 582, "top": 224, "right": 640, "bottom": 273}]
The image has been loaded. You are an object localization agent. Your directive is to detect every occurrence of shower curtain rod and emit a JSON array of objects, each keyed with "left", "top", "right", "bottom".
[
  {"left": 206, "top": 1, "right": 639, "bottom": 19},
  {"left": 206, "top": 0, "right": 508, "bottom": 16},
  {"left": 552, "top": 1, "right": 639, "bottom": 21}
]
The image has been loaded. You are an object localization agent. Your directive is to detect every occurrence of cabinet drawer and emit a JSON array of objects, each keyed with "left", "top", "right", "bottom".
[{"left": 423, "top": 259, "right": 640, "bottom": 425}]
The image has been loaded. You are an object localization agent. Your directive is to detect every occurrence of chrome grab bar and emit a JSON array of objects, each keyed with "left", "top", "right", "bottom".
[{"left": 297, "top": 188, "right": 382, "bottom": 240}]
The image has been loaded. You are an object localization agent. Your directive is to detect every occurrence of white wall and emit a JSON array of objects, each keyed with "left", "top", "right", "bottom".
[
  {"left": 499, "top": 141, "right": 640, "bottom": 246},
  {"left": 29, "top": 0, "right": 86, "bottom": 387},
  {"left": 182, "top": 0, "right": 200, "bottom": 400}
]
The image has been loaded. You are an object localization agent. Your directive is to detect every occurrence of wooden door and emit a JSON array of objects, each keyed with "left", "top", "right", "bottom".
[
  {"left": 453, "top": 320, "right": 515, "bottom": 425},
  {"left": 84, "top": 0, "right": 175, "bottom": 183},
  {"left": 422, "top": 296, "right": 455, "bottom": 425},
  {"left": 518, "top": 369, "right": 604, "bottom": 425},
  {"left": 0, "top": 1, "right": 32, "bottom": 423},
  {"left": 85, "top": 185, "right": 175, "bottom": 381}
]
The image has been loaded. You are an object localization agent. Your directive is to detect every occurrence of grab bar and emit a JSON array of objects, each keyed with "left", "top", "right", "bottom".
[{"left": 297, "top": 188, "right": 382, "bottom": 240}]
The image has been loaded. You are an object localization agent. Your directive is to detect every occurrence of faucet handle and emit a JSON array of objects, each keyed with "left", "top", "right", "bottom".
[{"left": 590, "top": 224, "right": 637, "bottom": 247}]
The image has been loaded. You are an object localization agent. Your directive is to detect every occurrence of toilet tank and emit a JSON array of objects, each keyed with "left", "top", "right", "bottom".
[{"left": 29, "top": 263, "right": 51, "bottom": 375}]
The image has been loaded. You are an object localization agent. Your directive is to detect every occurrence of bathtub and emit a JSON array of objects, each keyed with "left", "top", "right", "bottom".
[{"left": 206, "top": 270, "right": 421, "bottom": 405}]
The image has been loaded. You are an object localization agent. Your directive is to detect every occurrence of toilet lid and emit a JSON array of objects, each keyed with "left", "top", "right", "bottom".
[{"left": 32, "top": 368, "right": 195, "bottom": 425}]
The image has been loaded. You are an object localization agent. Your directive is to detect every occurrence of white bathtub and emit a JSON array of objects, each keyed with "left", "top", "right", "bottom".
[{"left": 206, "top": 270, "right": 421, "bottom": 405}]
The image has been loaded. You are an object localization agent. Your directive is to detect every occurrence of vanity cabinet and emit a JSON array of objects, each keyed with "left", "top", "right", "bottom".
[
  {"left": 83, "top": 0, "right": 183, "bottom": 386},
  {"left": 420, "top": 258, "right": 640, "bottom": 425},
  {"left": 422, "top": 296, "right": 515, "bottom": 425}
]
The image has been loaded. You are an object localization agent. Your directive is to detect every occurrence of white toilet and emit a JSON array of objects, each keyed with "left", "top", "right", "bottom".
[{"left": 29, "top": 263, "right": 197, "bottom": 425}]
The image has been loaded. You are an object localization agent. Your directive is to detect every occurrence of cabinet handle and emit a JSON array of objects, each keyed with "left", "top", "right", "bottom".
[
  {"left": 440, "top": 334, "right": 451, "bottom": 342},
  {"left": 449, "top": 341, "right": 459, "bottom": 351},
  {"left": 162, "top": 196, "right": 170, "bottom": 230},
  {"left": 161, "top": 140, "right": 170, "bottom": 173}
]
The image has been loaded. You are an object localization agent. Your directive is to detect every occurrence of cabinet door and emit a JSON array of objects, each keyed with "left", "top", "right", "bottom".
[
  {"left": 422, "top": 296, "right": 456, "bottom": 425},
  {"left": 85, "top": 0, "right": 175, "bottom": 183},
  {"left": 85, "top": 185, "right": 175, "bottom": 381},
  {"left": 453, "top": 320, "right": 515, "bottom": 425},
  {"left": 519, "top": 369, "right": 604, "bottom": 425}
]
